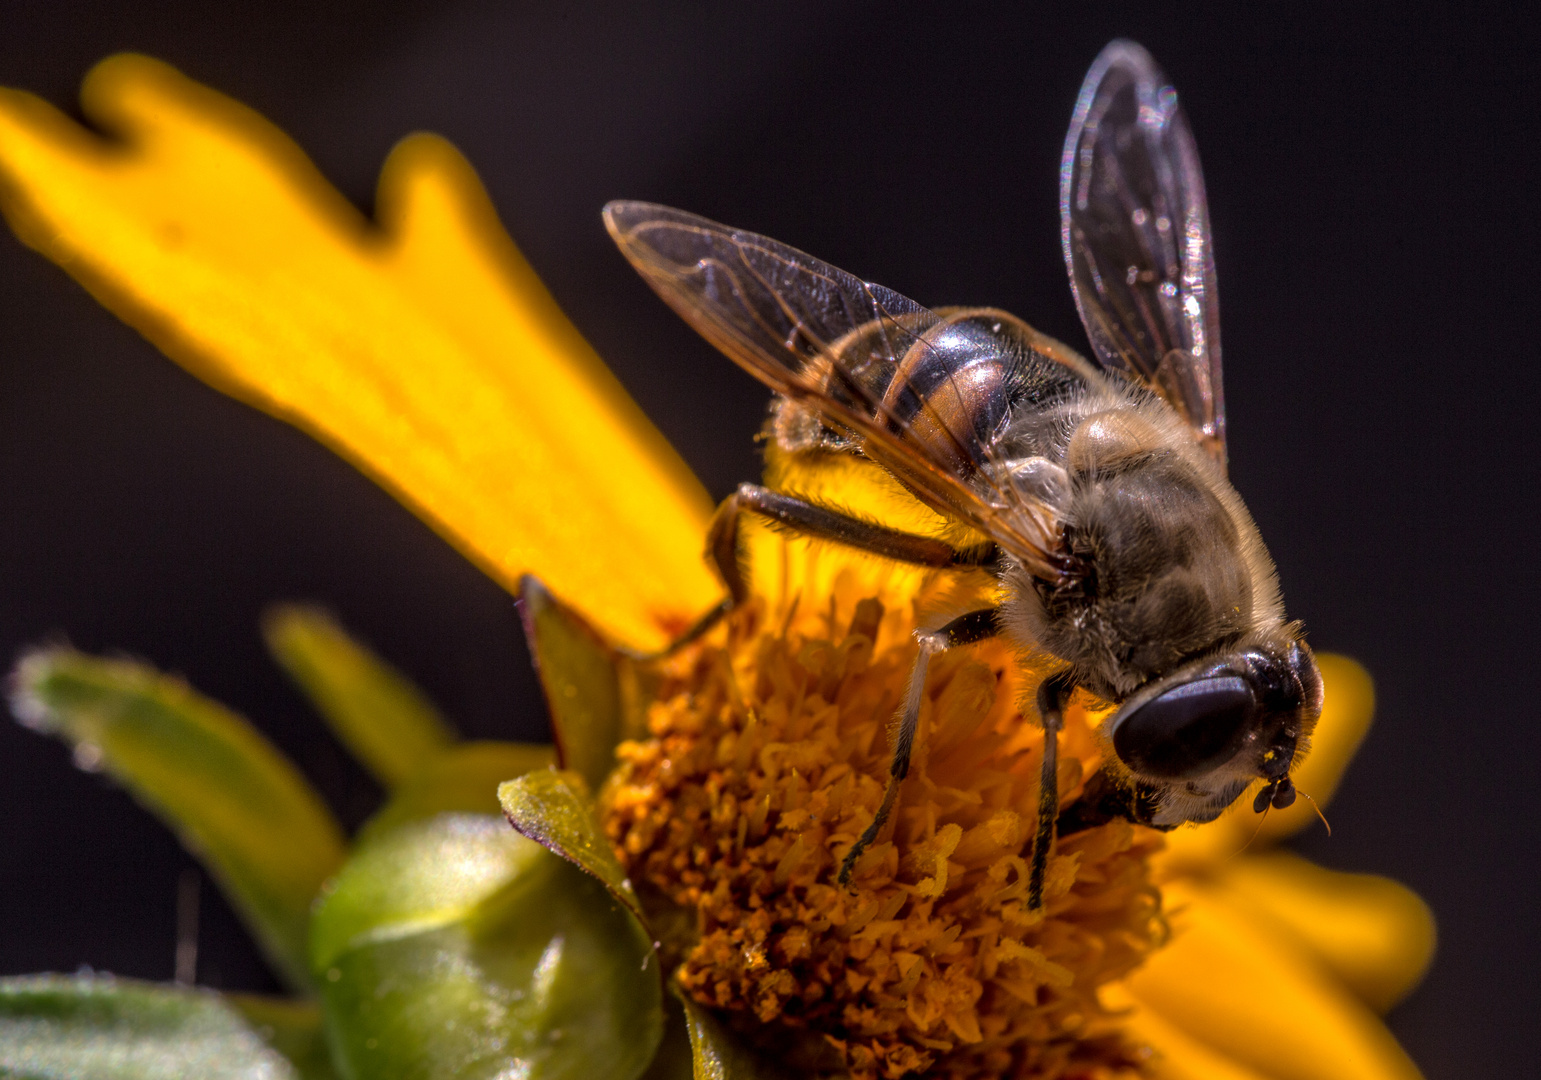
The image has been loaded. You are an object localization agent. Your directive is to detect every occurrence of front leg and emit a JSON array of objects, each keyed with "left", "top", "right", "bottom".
[{"left": 1028, "top": 670, "right": 1076, "bottom": 910}]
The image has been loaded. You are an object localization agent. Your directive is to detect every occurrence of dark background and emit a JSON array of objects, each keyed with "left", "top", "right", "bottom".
[{"left": 0, "top": 3, "right": 1534, "bottom": 1076}]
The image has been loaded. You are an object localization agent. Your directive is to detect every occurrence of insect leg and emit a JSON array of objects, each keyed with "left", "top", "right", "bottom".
[
  {"left": 837, "top": 607, "right": 1000, "bottom": 886},
  {"left": 732, "top": 484, "right": 997, "bottom": 568},
  {"left": 1029, "top": 670, "right": 1076, "bottom": 910},
  {"left": 639, "top": 490, "right": 752, "bottom": 657},
  {"left": 659, "top": 484, "right": 998, "bottom": 656}
]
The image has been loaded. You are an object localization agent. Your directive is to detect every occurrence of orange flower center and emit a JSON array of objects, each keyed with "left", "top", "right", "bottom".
[{"left": 602, "top": 583, "right": 1166, "bottom": 1080}]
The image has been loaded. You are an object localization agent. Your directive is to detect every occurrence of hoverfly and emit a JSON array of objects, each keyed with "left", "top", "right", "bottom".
[{"left": 604, "top": 40, "right": 1322, "bottom": 909}]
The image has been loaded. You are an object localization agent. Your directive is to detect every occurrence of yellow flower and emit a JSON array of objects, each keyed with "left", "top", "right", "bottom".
[{"left": 0, "top": 56, "right": 1433, "bottom": 1080}]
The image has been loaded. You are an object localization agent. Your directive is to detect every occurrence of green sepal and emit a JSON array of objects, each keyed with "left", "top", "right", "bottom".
[
  {"left": 519, "top": 576, "right": 636, "bottom": 790},
  {"left": 636, "top": 992, "right": 694, "bottom": 1080},
  {"left": 10, "top": 649, "right": 344, "bottom": 992},
  {"left": 356, "top": 740, "right": 555, "bottom": 844},
  {"left": 498, "top": 768, "right": 646, "bottom": 926},
  {"left": 309, "top": 813, "right": 536, "bottom": 973},
  {"left": 224, "top": 996, "right": 341, "bottom": 1080},
  {"left": 310, "top": 814, "right": 663, "bottom": 1080},
  {"left": 676, "top": 993, "right": 791, "bottom": 1080},
  {"left": 263, "top": 604, "right": 457, "bottom": 789},
  {"left": 0, "top": 974, "right": 300, "bottom": 1080}
]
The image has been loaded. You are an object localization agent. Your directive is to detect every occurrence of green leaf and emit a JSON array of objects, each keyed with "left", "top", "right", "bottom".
[
  {"left": 498, "top": 768, "right": 646, "bottom": 926},
  {"left": 520, "top": 576, "right": 631, "bottom": 790},
  {"left": 263, "top": 604, "right": 457, "bottom": 789},
  {"left": 0, "top": 974, "right": 299, "bottom": 1080},
  {"left": 676, "top": 994, "right": 790, "bottom": 1080},
  {"left": 10, "top": 649, "right": 345, "bottom": 993},
  {"left": 357, "top": 740, "right": 555, "bottom": 844},
  {"left": 224, "top": 996, "right": 340, "bottom": 1080},
  {"left": 311, "top": 814, "right": 662, "bottom": 1080}
]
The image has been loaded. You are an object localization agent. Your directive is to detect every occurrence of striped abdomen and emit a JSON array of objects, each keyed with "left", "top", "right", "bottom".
[{"left": 861, "top": 309, "right": 1082, "bottom": 476}]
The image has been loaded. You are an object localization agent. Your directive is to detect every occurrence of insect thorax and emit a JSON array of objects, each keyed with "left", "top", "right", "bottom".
[{"left": 999, "top": 394, "right": 1260, "bottom": 700}]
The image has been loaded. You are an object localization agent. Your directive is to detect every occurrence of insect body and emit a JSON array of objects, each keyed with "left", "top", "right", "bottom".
[{"left": 605, "top": 40, "right": 1322, "bottom": 907}]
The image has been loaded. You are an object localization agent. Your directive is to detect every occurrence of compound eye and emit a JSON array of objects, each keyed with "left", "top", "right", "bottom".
[{"left": 1112, "top": 676, "right": 1256, "bottom": 780}]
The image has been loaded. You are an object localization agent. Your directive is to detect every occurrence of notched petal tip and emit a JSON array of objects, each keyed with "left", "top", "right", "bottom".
[{"left": 0, "top": 54, "right": 719, "bottom": 652}]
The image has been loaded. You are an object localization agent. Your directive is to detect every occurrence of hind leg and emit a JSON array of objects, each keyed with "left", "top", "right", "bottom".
[{"left": 654, "top": 483, "right": 997, "bottom": 656}]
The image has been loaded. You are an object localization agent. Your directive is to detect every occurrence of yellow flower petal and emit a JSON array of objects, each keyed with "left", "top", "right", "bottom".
[
  {"left": 1157, "top": 654, "right": 1375, "bottom": 869},
  {"left": 1215, "top": 852, "right": 1435, "bottom": 1013},
  {"left": 1124, "top": 879, "right": 1423, "bottom": 1080},
  {"left": 1103, "top": 984, "right": 1270, "bottom": 1080},
  {"left": 0, "top": 55, "right": 719, "bottom": 650}
]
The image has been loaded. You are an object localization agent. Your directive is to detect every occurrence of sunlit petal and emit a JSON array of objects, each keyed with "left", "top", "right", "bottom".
[
  {"left": 1103, "top": 984, "right": 1270, "bottom": 1080},
  {"left": 1125, "top": 879, "right": 1423, "bottom": 1080},
  {"left": 1214, "top": 852, "right": 1435, "bottom": 1013},
  {"left": 0, "top": 55, "right": 718, "bottom": 650}
]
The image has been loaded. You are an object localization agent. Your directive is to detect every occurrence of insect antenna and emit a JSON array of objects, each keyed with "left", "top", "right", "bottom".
[{"left": 1300, "top": 789, "right": 1333, "bottom": 836}]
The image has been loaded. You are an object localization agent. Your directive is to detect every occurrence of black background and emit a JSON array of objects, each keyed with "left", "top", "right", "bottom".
[{"left": 1, "top": 3, "right": 1535, "bottom": 1077}]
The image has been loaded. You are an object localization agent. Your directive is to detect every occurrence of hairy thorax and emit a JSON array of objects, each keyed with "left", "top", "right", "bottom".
[{"left": 999, "top": 401, "right": 1262, "bottom": 700}]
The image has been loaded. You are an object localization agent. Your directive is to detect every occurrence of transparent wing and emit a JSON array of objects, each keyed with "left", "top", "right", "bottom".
[
  {"left": 1061, "top": 39, "right": 1226, "bottom": 464},
  {"left": 604, "top": 201, "right": 1061, "bottom": 573}
]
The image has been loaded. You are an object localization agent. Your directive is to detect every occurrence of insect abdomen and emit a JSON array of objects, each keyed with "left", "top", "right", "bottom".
[{"left": 874, "top": 309, "right": 1081, "bottom": 476}]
